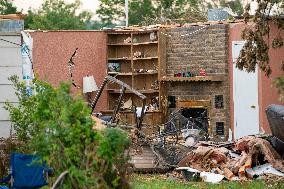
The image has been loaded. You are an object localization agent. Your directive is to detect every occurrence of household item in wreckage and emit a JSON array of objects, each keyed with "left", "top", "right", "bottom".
[
  {"left": 0, "top": 153, "right": 53, "bottom": 189},
  {"left": 266, "top": 104, "right": 284, "bottom": 157}
]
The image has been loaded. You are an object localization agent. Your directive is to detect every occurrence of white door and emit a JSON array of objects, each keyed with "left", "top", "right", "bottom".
[{"left": 232, "top": 41, "right": 259, "bottom": 139}]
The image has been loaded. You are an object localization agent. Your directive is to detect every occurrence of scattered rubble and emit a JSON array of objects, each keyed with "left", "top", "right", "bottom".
[{"left": 176, "top": 136, "right": 284, "bottom": 183}]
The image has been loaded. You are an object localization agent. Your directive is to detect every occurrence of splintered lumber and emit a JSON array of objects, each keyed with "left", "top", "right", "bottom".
[
  {"left": 239, "top": 172, "right": 247, "bottom": 181},
  {"left": 223, "top": 167, "right": 234, "bottom": 180},
  {"left": 238, "top": 165, "right": 246, "bottom": 175},
  {"left": 244, "top": 156, "right": 252, "bottom": 169},
  {"left": 220, "top": 163, "right": 234, "bottom": 180},
  {"left": 216, "top": 167, "right": 223, "bottom": 175},
  {"left": 232, "top": 151, "right": 247, "bottom": 174}
]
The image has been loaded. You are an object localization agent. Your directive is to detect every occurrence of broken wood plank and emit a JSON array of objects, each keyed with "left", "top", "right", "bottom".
[
  {"left": 238, "top": 165, "right": 246, "bottom": 175},
  {"left": 244, "top": 156, "right": 252, "bottom": 169},
  {"left": 223, "top": 167, "right": 234, "bottom": 180}
]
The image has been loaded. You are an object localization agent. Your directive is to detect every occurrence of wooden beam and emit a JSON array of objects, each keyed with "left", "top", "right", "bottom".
[
  {"left": 90, "top": 77, "right": 108, "bottom": 113},
  {"left": 111, "top": 86, "right": 126, "bottom": 123}
]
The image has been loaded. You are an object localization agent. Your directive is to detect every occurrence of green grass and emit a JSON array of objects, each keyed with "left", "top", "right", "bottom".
[{"left": 131, "top": 174, "right": 284, "bottom": 189}]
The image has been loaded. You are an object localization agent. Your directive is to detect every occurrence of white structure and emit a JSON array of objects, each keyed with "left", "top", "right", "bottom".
[
  {"left": 232, "top": 41, "right": 260, "bottom": 139},
  {"left": 0, "top": 32, "right": 22, "bottom": 138},
  {"left": 83, "top": 75, "right": 98, "bottom": 94}
]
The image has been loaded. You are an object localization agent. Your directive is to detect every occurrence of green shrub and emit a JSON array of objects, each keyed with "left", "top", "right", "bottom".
[{"left": 5, "top": 76, "right": 131, "bottom": 188}]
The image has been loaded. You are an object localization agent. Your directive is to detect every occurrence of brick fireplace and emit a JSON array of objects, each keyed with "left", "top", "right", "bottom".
[{"left": 160, "top": 23, "right": 230, "bottom": 139}]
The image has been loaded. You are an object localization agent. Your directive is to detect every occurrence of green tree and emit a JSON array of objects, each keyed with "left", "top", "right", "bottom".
[
  {"left": 96, "top": 0, "right": 244, "bottom": 27},
  {"left": 25, "top": 0, "right": 92, "bottom": 30},
  {"left": 96, "top": 0, "right": 209, "bottom": 26},
  {"left": 5, "top": 76, "right": 131, "bottom": 188},
  {"left": 219, "top": 0, "right": 244, "bottom": 16},
  {"left": 236, "top": 0, "right": 284, "bottom": 101},
  {"left": 0, "top": 0, "right": 18, "bottom": 14},
  {"left": 96, "top": 0, "right": 125, "bottom": 27}
]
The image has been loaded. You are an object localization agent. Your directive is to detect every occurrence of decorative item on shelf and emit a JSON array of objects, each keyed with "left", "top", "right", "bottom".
[
  {"left": 174, "top": 72, "right": 182, "bottom": 77},
  {"left": 150, "top": 32, "right": 157, "bottom": 42},
  {"left": 199, "top": 68, "right": 206, "bottom": 76},
  {"left": 185, "top": 71, "right": 192, "bottom": 77},
  {"left": 124, "top": 37, "right": 131, "bottom": 44},
  {"left": 133, "top": 51, "right": 143, "bottom": 58},
  {"left": 147, "top": 69, "right": 156, "bottom": 73},
  {"left": 174, "top": 71, "right": 192, "bottom": 77},
  {"left": 137, "top": 69, "right": 145, "bottom": 73},
  {"left": 108, "top": 62, "right": 121, "bottom": 72},
  {"left": 133, "top": 51, "right": 145, "bottom": 58},
  {"left": 133, "top": 38, "right": 138, "bottom": 43},
  {"left": 151, "top": 80, "right": 159, "bottom": 90},
  {"left": 149, "top": 96, "right": 159, "bottom": 111}
]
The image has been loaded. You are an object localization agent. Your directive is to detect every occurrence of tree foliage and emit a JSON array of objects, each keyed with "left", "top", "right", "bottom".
[
  {"left": 5, "top": 76, "right": 131, "bottom": 188},
  {"left": 96, "top": 0, "right": 244, "bottom": 27},
  {"left": 25, "top": 0, "right": 92, "bottom": 30},
  {"left": 0, "top": 0, "right": 18, "bottom": 14},
  {"left": 236, "top": 0, "right": 284, "bottom": 101}
]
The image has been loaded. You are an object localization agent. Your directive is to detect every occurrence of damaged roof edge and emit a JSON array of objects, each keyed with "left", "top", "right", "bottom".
[{"left": 26, "top": 30, "right": 106, "bottom": 33}]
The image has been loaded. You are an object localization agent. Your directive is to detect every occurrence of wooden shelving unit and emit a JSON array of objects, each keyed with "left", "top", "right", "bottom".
[
  {"left": 160, "top": 75, "right": 225, "bottom": 82},
  {"left": 105, "top": 29, "right": 164, "bottom": 125}
]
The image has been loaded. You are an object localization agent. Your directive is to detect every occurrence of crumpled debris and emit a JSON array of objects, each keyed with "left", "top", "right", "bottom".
[
  {"left": 177, "top": 136, "right": 284, "bottom": 182},
  {"left": 178, "top": 146, "right": 228, "bottom": 171},
  {"left": 200, "top": 172, "right": 224, "bottom": 183},
  {"left": 176, "top": 167, "right": 225, "bottom": 183},
  {"left": 246, "top": 163, "right": 284, "bottom": 178},
  {"left": 236, "top": 136, "right": 284, "bottom": 172}
]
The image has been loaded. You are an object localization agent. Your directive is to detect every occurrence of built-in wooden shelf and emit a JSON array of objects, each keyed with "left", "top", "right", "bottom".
[
  {"left": 107, "top": 89, "right": 159, "bottom": 94},
  {"left": 160, "top": 75, "right": 224, "bottom": 82},
  {"left": 106, "top": 29, "right": 164, "bottom": 126},
  {"left": 107, "top": 43, "right": 131, "bottom": 46},
  {"left": 133, "top": 41, "right": 158, "bottom": 45},
  {"left": 108, "top": 72, "right": 133, "bottom": 76},
  {"left": 133, "top": 56, "right": 158, "bottom": 60},
  {"left": 133, "top": 71, "right": 158, "bottom": 75},
  {"left": 107, "top": 41, "right": 158, "bottom": 46},
  {"left": 108, "top": 57, "right": 130, "bottom": 61},
  {"left": 108, "top": 71, "right": 157, "bottom": 76}
]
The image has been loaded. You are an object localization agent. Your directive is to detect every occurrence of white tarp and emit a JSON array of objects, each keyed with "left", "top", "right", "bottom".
[{"left": 21, "top": 31, "right": 34, "bottom": 96}]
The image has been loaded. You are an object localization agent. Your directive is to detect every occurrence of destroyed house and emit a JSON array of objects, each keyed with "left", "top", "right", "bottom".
[{"left": 1, "top": 20, "right": 282, "bottom": 141}]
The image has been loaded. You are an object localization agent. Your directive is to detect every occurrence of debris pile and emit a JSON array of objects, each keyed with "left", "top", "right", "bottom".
[{"left": 176, "top": 136, "right": 284, "bottom": 183}]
